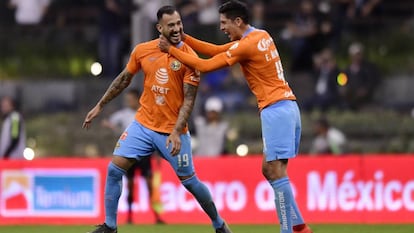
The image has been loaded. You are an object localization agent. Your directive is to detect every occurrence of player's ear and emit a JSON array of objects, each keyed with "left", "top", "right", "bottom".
[
  {"left": 156, "top": 23, "right": 162, "bottom": 33},
  {"left": 235, "top": 17, "right": 243, "bottom": 26}
]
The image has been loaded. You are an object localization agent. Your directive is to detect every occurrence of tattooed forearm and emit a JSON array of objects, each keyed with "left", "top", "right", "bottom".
[
  {"left": 173, "top": 83, "right": 198, "bottom": 133},
  {"left": 98, "top": 68, "right": 133, "bottom": 107}
]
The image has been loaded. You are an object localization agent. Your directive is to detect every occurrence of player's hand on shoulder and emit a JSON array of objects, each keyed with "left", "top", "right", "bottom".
[
  {"left": 158, "top": 35, "right": 171, "bottom": 53},
  {"left": 82, "top": 104, "right": 103, "bottom": 129}
]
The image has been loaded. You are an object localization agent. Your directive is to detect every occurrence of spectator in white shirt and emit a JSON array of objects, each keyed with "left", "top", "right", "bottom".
[
  {"left": 193, "top": 96, "right": 229, "bottom": 157},
  {"left": 310, "top": 117, "right": 347, "bottom": 155}
]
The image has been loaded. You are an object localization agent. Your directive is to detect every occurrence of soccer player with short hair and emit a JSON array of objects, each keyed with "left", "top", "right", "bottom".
[
  {"left": 158, "top": 1, "right": 312, "bottom": 233},
  {"left": 83, "top": 5, "right": 232, "bottom": 233}
]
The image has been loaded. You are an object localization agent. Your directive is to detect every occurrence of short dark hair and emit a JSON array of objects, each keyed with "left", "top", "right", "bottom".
[
  {"left": 157, "top": 5, "right": 177, "bottom": 22},
  {"left": 219, "top": 0, "right": 249, "bottom": 24}
]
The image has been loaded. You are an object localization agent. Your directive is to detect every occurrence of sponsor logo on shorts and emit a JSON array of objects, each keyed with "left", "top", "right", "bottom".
[{"left": 120, "top": 131, "right": 128, "bottom": 140}]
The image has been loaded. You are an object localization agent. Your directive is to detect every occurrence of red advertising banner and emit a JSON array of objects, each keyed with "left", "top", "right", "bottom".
[
  {"left": 0, "top": 158, "right": 107, "bottom": 225},
  {"left": 1, "top": 155, "right": 413, "bottom": 225}
]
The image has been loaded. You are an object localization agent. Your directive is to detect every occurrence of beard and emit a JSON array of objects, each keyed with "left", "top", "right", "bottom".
[{"left": 164, "top": 29, "right": 182, "bottom": 45}]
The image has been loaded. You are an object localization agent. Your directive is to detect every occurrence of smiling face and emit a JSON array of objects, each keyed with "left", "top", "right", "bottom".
[
  {"left": 219, "top": 14, "right": 243, "bottom": 41},
  {"left": 218, "top": 0, "right": 250, "bottom": 41},
  {"left": 157, "top": 11, "right": 183, "bottom": 45},
  {"left": 220, "top": 14, "right": 241, "bottom": 41}
]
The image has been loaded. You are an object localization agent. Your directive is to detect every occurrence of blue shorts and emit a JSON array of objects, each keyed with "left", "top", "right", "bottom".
[
  {"left": 260, "top": 100, "right": 301, "bottom": 161},
  {"left": 113, "top": 120, "right": 194, "bottom": 176}
]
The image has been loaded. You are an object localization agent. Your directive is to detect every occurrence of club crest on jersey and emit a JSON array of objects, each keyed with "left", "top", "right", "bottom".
[{"left": 170, "top": 60, "right": 181, "bottom": 71}]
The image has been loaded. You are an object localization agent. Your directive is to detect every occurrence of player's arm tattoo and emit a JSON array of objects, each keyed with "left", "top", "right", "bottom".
[
  {"left": 173, "top": 83, "right": 198, "bottom": 133},
  {"left": 98, "top": 68, "right": 133, "bottom": 107}
]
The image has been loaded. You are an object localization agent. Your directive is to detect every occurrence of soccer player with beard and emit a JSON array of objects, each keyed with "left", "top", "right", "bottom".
[
  {"left": 83, "top": 5, "right": 232, "bottom": 233},
  {"left": 158, "top": 1, "right": 312, "bottom": 233}
]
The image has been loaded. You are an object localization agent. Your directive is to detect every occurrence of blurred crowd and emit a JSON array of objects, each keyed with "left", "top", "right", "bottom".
[{"left": 0, "top": 0, "right": 406, "bottom": 112}]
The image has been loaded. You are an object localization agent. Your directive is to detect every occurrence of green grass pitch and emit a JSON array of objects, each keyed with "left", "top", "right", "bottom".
[{"left": 1, "top": 224, "right": 413, "bottom": 233}]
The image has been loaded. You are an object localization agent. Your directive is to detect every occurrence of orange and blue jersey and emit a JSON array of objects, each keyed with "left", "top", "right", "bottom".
[
  {"left": 168, "top": 27, "right": 296, "bottom": 110},
  {"left": 126, "top": 39, "right": 199, "bottom": 134}
]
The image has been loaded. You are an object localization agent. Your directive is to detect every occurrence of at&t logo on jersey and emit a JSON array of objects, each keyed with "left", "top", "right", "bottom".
[
  {"left": 152, "top": 67, "right": 171, "bottom": 105},
  {"left": 155, "top": 68, "right": 169, "bottom": 84},
  {"left": 0, "top": 169, "right": 99, "bottom": 217}
]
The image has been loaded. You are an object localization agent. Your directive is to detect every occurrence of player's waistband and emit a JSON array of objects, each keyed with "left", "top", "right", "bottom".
[{"left": 262, "top": 99, "right": 297, "bottom": 110}]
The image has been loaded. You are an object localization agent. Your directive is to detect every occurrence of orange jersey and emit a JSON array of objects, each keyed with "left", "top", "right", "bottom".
[
  {"left": 170, "top": 28, "right": 296, "bottom": 110},
  {"left": 224, "top": 28, "right": 296, "bottom": 109},
  {"left": 126, "top": 39, "right": 199, "bottom": 134}
]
